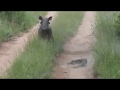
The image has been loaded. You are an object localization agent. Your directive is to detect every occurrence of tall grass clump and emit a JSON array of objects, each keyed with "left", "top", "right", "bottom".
[
  {"left": 6, "top": 11, "right": 84, "bottom": 79},
  {"left": 0, "top": 11, "right": 46, "bottom": 43},
  {"left": 93, "top": 11, "right": 120, "bottom": 78}
]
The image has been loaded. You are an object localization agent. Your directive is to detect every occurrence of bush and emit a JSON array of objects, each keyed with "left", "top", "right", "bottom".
[
  {"left": 93, "top": 11, "right": 120, "bottom": 78},
  {"left": 115, "top": 13, "right": 120, "bottom": 38}
]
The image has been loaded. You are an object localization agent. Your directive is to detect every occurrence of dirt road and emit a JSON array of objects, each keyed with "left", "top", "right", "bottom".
[
  {"left": 0, "top": 11, "right": 96, "bottom": 78},
  {"left": 0, "top": 11, "right": 58, "bottom": 77},
  {"left": 53, "top": 11, "right": 96, "bottom": 79}
]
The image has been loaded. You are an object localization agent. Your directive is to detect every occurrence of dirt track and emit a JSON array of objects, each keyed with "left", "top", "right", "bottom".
[
  {"left": 53, "top": 11, "right": 96, "bottom": 79},
  {"left": 0, "top": 11, "right": 58, "bottom": 76}
]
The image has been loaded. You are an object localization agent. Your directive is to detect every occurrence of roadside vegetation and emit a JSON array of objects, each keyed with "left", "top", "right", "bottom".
[
  {"left": 0, "top": 11, "right": 46, "bottom": 43},
  {"left": 93, "top": 11, "right": 120, "bottom": 78}
]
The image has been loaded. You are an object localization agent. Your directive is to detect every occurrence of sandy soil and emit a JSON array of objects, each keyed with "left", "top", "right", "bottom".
[
  {"left": 0, "top": 11, "right": 58, "bottom": 77},
  {"left": 53, "top": 11, "right": 96, "bottom": 79}
]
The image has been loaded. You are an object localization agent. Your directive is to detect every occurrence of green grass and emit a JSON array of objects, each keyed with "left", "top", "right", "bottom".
[
  {"left": 93, "top": 11, "right": 120, "bottom": 78},
  {"left": 0, "top": 11, "right": 46, "bottom": 43},
  {"left": 5, "top": 11, "right": 84, "bottom": 79}
]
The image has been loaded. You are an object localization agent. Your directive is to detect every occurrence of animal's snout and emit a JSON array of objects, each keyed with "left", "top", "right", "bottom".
[
  {"left": 40, "top": 26, "right": 48, "bottom": 30},
  {"left": 42, "top": 28, "right": 47, "bottom": 30}
]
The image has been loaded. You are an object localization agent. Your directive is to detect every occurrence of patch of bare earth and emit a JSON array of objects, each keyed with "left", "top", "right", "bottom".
[
  {"left": 0, "top": 11, "right": 58, "bottom": 77},
  {"left": 53, "top": 11, "right": 96, "bottom": 79}
]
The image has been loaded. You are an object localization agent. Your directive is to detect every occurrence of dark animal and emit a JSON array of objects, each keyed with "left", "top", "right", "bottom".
[{"left": 38, "top": 16, "right": 54, "bottom": 42}]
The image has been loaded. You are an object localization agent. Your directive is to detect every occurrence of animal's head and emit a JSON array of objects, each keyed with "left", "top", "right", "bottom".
[{"left": 39, "top": 16, "right": 52, "bottom": 30}]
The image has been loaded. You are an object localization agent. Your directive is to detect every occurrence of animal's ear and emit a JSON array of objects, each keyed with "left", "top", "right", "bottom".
[
  {"left": 39, "top": 16, "right": 42, "bottom": 20},
  {"left": 48, "top": 16, "right": 52, "bottom": 20}
]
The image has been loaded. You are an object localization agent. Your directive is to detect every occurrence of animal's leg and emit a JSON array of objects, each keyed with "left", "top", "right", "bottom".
[
  {"left": 51, "top": 34, "right": 54, "bottom": 42},
  {"left": 48, "top": 27, "right": 54, "bottom": 42}
]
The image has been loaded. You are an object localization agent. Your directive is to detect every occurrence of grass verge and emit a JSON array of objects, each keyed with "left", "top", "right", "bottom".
[
  {"left": 6, "top": 11, "right": 84, "bottom": 79},
  {"left": 93, "top": 11, "right": 120, "bottom": 78},
  {"left": 0, "top": 11, "right": 46, "bottom": 43}
]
